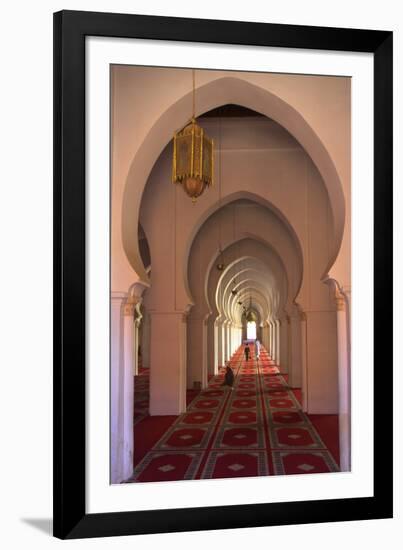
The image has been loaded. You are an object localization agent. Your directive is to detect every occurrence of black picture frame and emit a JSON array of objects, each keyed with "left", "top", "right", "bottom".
[{"left": 53, "top": 9, "right": 393, "bottom": 540}]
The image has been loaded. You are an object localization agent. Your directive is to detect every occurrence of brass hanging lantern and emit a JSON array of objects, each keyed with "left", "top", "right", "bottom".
[{"left": 172, "top": 70, "right": 214, "bottom": 202}]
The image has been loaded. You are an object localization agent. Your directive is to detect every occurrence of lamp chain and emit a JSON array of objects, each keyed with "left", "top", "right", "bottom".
[
  {"left": 218, "top": 111, "right": 223, "bottom": 255},
  {"left": 192, "top": 69, "right": 196, "bottom": 119}
]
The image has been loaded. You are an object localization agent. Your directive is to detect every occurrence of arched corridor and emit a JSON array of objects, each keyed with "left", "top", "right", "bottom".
[{"left": 110, "top": 65, "right": 351, "bottom": 484}]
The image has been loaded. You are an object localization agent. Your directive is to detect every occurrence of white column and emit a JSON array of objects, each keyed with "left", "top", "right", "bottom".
[
  {"left": 272, "top": 322, "right": 277, "bottom": 361},
  {"left": 149, "top": 311, "right": 187, "bottom": 415},
  {"left": 262, "top": 324, "right": 267, "bottom": 350},
  {"left": 141, "top": 310, "right": 151, "bottom": 369},
  {"left": 289, "top": 313, "right": 302, "bottom": 388},
  {"left": 122, "top": 300, "right": 135, "bottom": 479},
  {"left": 287, "top": 315, "right": 292, "bottom": 373},
  {"left": 217, "top": 319, "right": 225, "bottom": 367},
  {"left": 222, "top": 321, "right": 227, "bottom": 363},
  {"left": 275, "top": 320, "right": 281, "bottom": 365},
  {"left": 207, "top": 317, "right": 216, "bottom": 377},
  {"left": 133, "top": 319, "right": 139, "bottom": 376},
  {"left": 132, "top": 303, "right": 142, "bottom": 376},
  {"left": 279, "top": 316, "right": 288, "bottom": 374},
  {"left": 300, "top": 312, "right": 308, "bottom": 412},
  {"left": 335, "top": 288, "right": 351, "bottom": 471},
  {"left": 221, "top": 321, "right": 226, "bottom": 363},
  {"left": 111, "top": 292, "right": 125, "bottom": 484},
  {"left": 187, "top": 316, "right": 208, "bottom": 390},
  {"left": 224, "top": 321, "right": 229, "bottom": 362},
  {"left": 214, "top": 322, "right": 220, "bottom": 372},
  {"left": 268, "top": 321, "right": 273, "bottom": 359}
]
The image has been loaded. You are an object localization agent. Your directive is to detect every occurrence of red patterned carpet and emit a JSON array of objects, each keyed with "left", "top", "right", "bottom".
[{"left": 128, "top": 345, "right": 339, "bottom": 482}]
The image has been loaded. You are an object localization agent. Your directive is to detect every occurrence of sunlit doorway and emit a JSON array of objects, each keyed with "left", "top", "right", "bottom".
[{"left": 247, "top": 321, "right": 257, "bottom": 340}]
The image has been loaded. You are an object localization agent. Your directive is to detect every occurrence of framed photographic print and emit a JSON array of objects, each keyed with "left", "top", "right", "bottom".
[{"left": 53, "top": 10, "right": 393, "bottom": 539}]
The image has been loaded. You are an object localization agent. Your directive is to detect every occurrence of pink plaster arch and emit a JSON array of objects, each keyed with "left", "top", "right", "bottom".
[
  {"left": 124, "top": 76, "right": 345, "bottom": 285},
  {"left": 185, "top": 192, "right": 304, "bottom": 307}
]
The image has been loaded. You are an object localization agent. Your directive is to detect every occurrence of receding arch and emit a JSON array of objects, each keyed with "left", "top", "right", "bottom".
[
  {"left": 185, "top": 192, "right": 303, "bottom": 304},
  {"left": 204, "top": 238, "right": 299, "bottom": 326},
  {"left": 184, "top": 195, "right": 304, "bottom": 312}
]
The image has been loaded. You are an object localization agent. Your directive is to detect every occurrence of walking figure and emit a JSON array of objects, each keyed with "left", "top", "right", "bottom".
[
  {"left": 255, "top": 339, "right": 261, "bottom": 360},
  {"left": 244, "top": 344, "right": 250, "bottom": 361}
]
